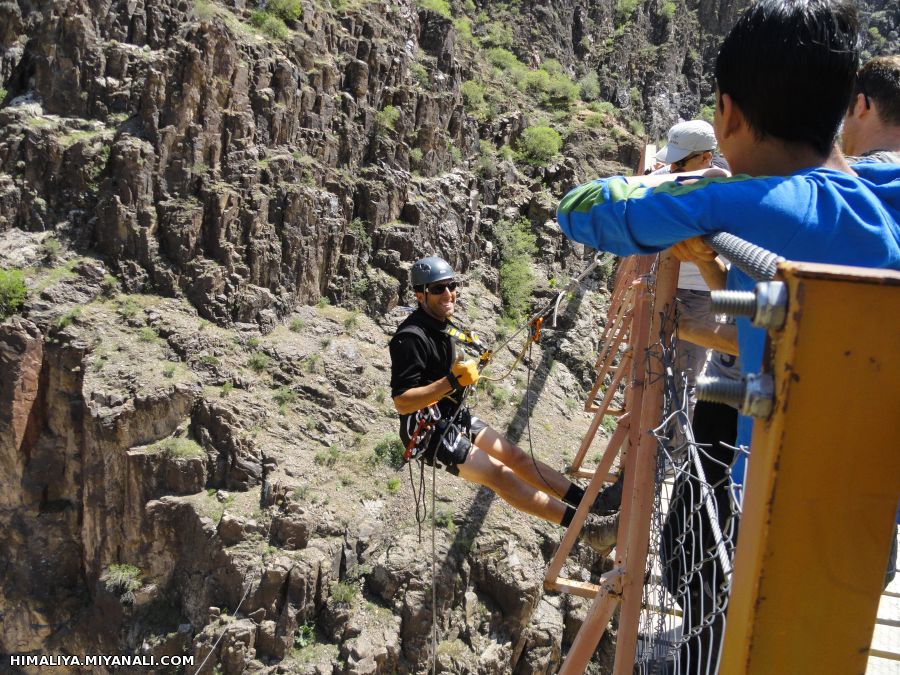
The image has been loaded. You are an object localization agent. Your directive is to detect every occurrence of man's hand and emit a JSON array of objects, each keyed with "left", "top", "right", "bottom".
[
  {"left": 671, "top": 236, "right": 717, "bottom": 262},
  {"left": 451, "top": 359, "right": 480, "bottom": 387}
]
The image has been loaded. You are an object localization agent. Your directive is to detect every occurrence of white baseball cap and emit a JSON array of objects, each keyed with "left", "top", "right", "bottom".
[{"left": 656, "top": 120, "right": 717, "bottom": 164}]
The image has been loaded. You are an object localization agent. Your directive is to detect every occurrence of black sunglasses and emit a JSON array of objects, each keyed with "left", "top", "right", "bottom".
[{"left": 426, "top": 281, "right": 458, "bottom": 294}]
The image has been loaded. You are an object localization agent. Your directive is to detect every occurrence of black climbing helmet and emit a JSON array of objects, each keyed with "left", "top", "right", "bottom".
[{"left": 410, "top": 256, "right": 455, "bottom": 290}]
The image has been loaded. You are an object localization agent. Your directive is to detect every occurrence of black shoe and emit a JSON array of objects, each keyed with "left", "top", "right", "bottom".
[{"left": 591, "top": 478, "right": 623, "bottom": 515}]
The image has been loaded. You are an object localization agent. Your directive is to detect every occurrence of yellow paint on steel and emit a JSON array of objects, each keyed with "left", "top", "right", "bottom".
[{"left": 721, "top": 262, "right": 900, "bottom": 674}]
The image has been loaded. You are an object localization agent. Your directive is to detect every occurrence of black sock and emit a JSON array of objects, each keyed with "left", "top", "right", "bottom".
[
  {"left": 560, "top": 505, "right": 576, "bottom": 527},
  {"left": 563, "top": 483, "right": 585, "bottom": 507}
]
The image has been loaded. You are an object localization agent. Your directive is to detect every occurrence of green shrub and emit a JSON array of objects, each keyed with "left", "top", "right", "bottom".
[
  {"left": 116, "top": 298, "right": 141, "bottom": 319},
  {"left": 453, "top": 17, "right": 473, "bottom": 43},
  {"left": 101, "top": 564, "right": 142, "bottom": 604},
  {"left": 496, "top": 218, "right": 537, "bottom": 321},
  {"left": 152, "top": 437, "right": 204, "bottom": 458},
  {"left": 274, "top": 387, "right": 297, "bottom": 408},
  {"left": 315, "top": 296, "right": 330, "bottom": 309},
  {"left": 517, "top": 126, "right": 562, "bottom": 166},
  {"left": 331, "top": 580, "right": 357, "bottom": 604},
  {"left": 221, "top": 382, "right": 234, "bottom": 397},
  {"left": 417, "top": 0, "right": 451, "bottom": 17},
  {"left": 200, "top": 354, "right": 220, "bottom": 367},
  {"left": 660, "top": 0, "right": 676, "bottom": 19},
  {"left": 544, "top": 72, "right": 580, "bottom": 107},
  {"left": 101, "top": 274, "right": 119, "bottom": 296},
  {"left": 410, "top": 62, "right": 430, "bottom": 87},
  {"left": 351, "top": 276, "right": 369, "bottom": 300},
  {"left": 137, "top": 327, "right": 157, "bottom": 343},
  {"left": 349, "top": 217, "right": 371, "bottom": 250},
  {"left": 54, "top": 307, "right": 83, "bottom": 329},
  {"left": 584, "top": 112, "right": 604, "bottom": 128},
  {"left": 541, "top": 59, "right": 563, "bottom": 75},
  {"left": 268, "top": 0, "right": 302, "bottom": 22},
  {"left": 487, "top": 48, "right": 521, "bottom": 71},
  {"left": 476, "top": 140, "right": 497, "bottom": 178},
  {"left": 579, "top": 71, "right": 601, "bottom": 101},
  {"left": 698, "top": 103, "right": 715, "bottom": 124},
  {"left": 250, "top": 10, "right": 289, "bottom": 39},
  {"left": 343, "top": 310, "right": 360, "bottom": 331},
  {"left": 42, "top": 236, "right": 62, "bottom": 260},
  {"left": 375, "top": 105, "right": 400, "bottom": 132},
  {"left": 435, "top": 509, "right": 456, "bottom": 532},
  {"left": 590, "top": 101, "right": 617, "bottom": 116},
  {"left": 248, "top": 352, "right": 270, "bottom": 372},
  {"left": 616, "top": 0, "right": 639, "bottom": 25},
  {"left": 314, "top": 445, "right": 340, "bottom": 467},
  {"left": 460, "top": 80, "right": 486, "bottom": 114},
  {"left": 629, "top": 118, "right": 646, "bottom": 137},
  {"left": 373, "top": 434, "right": 405, "bottom": 469},
  {"left": 521, "top": 68, "right": 550, "bottom": 94},
  {"left": 387, "top": 477, "right": 401, "bottom": 493},
  {"left": 409, "top": 147, "right": 423, "bottom": 163},
  {"left": 0, "top": 268, "right": 27, "bottom": 319},
  {"left": 448, "top": 143, "right": 462, "bottom": 165},
  {"left": 304, "top": 353, "right": 322, "bottom": 372},
  {"left": 293, "top": 622, "right": 316, "bottom": 650},
  {"left": 482, "top": 21, "right": 513, "bottom": 48},
  {"left": 289, "top": 317, "right": 305, "bottom": 332}
]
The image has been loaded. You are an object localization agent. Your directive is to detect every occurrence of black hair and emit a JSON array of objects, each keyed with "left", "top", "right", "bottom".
[
  {"left": 853, "top": 55, "right": 900, "bottom": 126},
  {"left": 715, "top": 0, "right": 860, "bottom": 156}
]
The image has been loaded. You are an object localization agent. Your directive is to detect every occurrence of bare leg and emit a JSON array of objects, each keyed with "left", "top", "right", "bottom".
[
  {"left": 473, "top": 425, "right": 575, "bottom": 500},
  {"left": 456, "top": 446, "right": 567, "bottom": 524}
]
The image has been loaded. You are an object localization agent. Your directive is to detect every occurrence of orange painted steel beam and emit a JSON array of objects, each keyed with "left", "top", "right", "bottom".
[{"left": 720, "top": 262, "right": 900, "bottom": 674}]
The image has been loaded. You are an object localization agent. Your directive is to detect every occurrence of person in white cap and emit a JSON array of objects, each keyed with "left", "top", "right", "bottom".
[
  {"left": 652, "top": 120, "right": 724, "bottom": 424},
  {"left": 652, "top": 119, "right": 717, "bottom": 174}
]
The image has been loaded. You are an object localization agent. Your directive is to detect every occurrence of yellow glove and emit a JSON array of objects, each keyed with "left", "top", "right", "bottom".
[{"left": 450, "top": 359, "right": 480, "bottom": 388}]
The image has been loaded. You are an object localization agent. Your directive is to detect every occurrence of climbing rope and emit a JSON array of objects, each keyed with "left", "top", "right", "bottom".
[{"left": 194, "top": 502, "right": 278, "bottom": 673}]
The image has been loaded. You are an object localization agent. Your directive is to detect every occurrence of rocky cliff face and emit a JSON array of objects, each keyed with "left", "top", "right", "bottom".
[{"left": 0, "top": 0, "right": 895, "bottom": 672}]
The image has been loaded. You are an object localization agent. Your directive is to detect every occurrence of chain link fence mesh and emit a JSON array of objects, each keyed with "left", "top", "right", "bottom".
[{"left": 632, "top": 295, "right": 749, "bottom": 675}]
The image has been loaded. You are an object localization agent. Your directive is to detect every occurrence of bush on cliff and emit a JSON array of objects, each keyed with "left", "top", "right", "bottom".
[
  {"left": 0, "top": 268, "right": 27, "bottom": 320},
  {"left": 250, "top": 10, "right": 289, "bottom": 39},
  {"left": 517, "top": 126, "right": 562, "bottom": 166},
  {"left": 495, "top": 217, "right": 537, "bottom": 321},
  {"left": 417, "top": 0, "right": 451, "bottom": 18},
  {"left": 268, "top": 0, "right": 302, "bottom": 23}
]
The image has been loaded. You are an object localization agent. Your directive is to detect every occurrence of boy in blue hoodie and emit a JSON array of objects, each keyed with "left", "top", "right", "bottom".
[{"left": 557, "top": 0, "right": 900, "bottom": 453}]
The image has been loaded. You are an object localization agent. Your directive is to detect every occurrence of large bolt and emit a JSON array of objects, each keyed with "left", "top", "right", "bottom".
[
  {"left": 695, "top": 375, "right": 745, "bottom": 408},
  {"left": 697, "top": 373, "right": 775, "bottom": 419},
  {"left": 709, "top": 281, "right": 788, "bottom": 330},
  {"left": 709, "top": 290, "right": 757, "bottom": 318}
]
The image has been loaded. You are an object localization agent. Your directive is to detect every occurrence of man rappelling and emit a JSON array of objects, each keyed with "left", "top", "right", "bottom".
[{"left": 389, "top": 255, "right": 618, "bottom": 554}]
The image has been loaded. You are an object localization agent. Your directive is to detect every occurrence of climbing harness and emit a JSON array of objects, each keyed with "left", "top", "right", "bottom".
[{"left": 403, "top": 404, "right": 441, "bottom": 461}]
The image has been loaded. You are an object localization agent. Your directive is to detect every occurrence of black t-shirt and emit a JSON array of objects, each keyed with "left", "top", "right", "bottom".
[{"left": 389, "top": 308, "right": 467, "bottom": 443}]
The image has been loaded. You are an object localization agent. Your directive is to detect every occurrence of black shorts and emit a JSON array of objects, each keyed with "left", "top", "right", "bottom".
[{"left": 418, "top": 415, "right": 487, "bottom": 476}]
